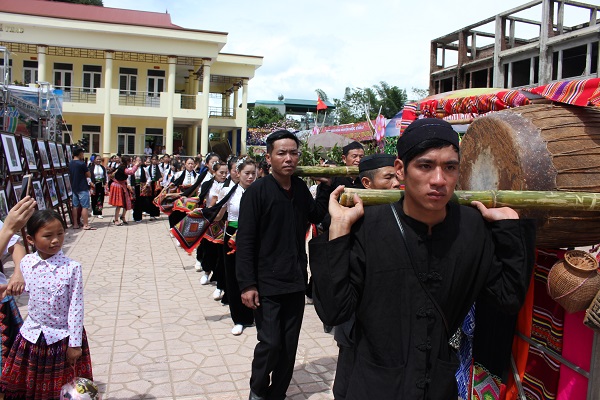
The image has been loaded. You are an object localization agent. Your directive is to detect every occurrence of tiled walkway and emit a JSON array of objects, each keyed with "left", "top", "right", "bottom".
[{"left": 5, "top": 206, "right": 338, "bottom": 399}]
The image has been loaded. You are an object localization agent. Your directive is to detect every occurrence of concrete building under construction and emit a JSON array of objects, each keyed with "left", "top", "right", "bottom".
[{"left": 429, "top": 0, "right": 600, "bottom": 94}]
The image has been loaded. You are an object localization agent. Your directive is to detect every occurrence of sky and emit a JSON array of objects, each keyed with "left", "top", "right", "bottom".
[{"left": 103, "top": 0, "right": 599, "bottom": 103}]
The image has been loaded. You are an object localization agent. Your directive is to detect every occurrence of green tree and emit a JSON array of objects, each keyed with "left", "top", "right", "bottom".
[
  {"left": 411, "top": 87, "right": 429, "bottom": 100},
  {"left": 315, "top": 88, "right": 329, "bottom": 102},
  {"left": 333, "top": 84, "right": 394, "bottom": 124},
  {"left": 373, "top": 81, "right": 407, "bottom": 118},
  {"left": 51, "top": 0, "right": 104, "bottom": 5},
  {"left": 247, "top": 106, "right": 284, "bottom": 128}
]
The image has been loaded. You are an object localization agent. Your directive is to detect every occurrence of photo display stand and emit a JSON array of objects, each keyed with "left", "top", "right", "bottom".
[
  {"left": 0, "top": 132, "right": 30, "bottom": 256},
  {"left": 36, "top": 140, "right": 71, "bottom": 229}
]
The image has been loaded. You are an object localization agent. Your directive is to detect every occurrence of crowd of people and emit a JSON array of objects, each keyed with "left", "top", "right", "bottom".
[{"left": 0, "top": 120, "right": 537, "bottom": 399}]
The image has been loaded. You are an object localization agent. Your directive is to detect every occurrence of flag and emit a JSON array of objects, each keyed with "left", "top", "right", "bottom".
[{"left": 317, "top": 96, "right": 328, "bottom": 111}]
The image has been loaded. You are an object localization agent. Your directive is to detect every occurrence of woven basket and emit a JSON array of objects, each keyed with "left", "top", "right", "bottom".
[
  {"left": 584, "top": 288, "right": 600, "bottom": 331},
  {"left": 547, "top": 250, "right": 600, "bottom": 313}
]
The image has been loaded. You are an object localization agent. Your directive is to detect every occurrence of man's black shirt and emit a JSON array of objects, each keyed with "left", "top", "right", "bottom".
[{"left": 236, "top": 175, "right": 331, "bottom": 296}]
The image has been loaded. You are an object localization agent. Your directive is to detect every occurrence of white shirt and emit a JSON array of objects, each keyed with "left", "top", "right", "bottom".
[
  {"left": 0, "top": 220, "right": 20, "bottom": 257},
  {"left": 221, "top": 185, "right": 245, "bottom": 222},
  {"left": 144, "top": 147, "right": 152, "bottom": 156},
  {"left": 208, "top": 180, "right": 223, "bottom": 205},
  {"left": 93, "top": 165, "right": 104, "bottom": 180},
  {"left": 20, "top": 250, "right": 84, "bottom": 346},
  {"left": 0, "top": 221, "right": 18, "bottom": 281},
  {"left": 201, "top": 171, "right": 214, "bottom": 185}
]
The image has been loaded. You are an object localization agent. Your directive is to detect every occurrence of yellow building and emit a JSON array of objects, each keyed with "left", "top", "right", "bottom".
[{"left": 0, "top": 0, "right": 263, "bottom": 157}]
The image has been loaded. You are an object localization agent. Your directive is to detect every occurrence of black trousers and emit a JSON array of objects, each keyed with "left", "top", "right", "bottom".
[
  {"left": 202, "top": 240, "right": 220, "bottom": 277},
  {"left": 250, "top": 291, "right": 305, "bottom": 400},
  {"left": 224, "top": 226, "right": 253, "bottom": 325},
  {"left": 333, "top": 345, "right": 355, "bottom": 400},
  {"left": 132, "top": 185, "right": 147, "bottom": 222}
]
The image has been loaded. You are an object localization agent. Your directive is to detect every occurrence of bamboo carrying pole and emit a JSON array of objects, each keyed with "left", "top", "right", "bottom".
[
  {"left": 339, "top": 188, "right": 600, "bottom": 212},
  {"left": 295, "top": 166, "right": 360, "bottom": 177}
]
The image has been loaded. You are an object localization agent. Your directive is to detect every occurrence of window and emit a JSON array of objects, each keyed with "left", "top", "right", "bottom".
[
  {"left": 147, "top": 70, "right": 165, "bottom": 97},
  {"left": 117, "top": 127, "right": 136, "bottom": 154},
  {"left": 0, "top": 58, "right": 12, "bottom": 83},
  {"left": 54, "top": 62, "right": 73, "bottom": 91},
  {"left": 23, "top": 60, "right": 38, "bottom": 84},
  {"left": 61, "top": 124, "right": 73, "bottom": 144},
  {"left": 83, "top": 65, "right": 102, "bottom": 93},
  {"left": 119, "top": 67, "right": 137, "bottom": 95},
  {"left": 82, "top": 125, "right": 101, "bottom": 154}
]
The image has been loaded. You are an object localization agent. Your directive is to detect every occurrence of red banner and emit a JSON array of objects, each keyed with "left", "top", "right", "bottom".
[{"left": 324, "top": 121, "right": 375, "bottom": 142}]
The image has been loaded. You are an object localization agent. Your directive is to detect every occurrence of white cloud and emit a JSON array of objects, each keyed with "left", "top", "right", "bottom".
[{"left": 102, "top": 0, "right": 592, "bottom": 102}]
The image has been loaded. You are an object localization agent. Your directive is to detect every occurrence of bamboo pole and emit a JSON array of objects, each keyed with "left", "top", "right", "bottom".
[
  {"left": 340, "top": 188, "right": 600, "bottom": 211},
  {"left": 295, "top": 166, "right": 360, "bottom": 177}
]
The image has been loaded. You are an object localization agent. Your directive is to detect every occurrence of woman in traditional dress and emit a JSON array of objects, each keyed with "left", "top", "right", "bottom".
[
  {"left": 89, "top": 156, "right": 108, "bottom": 219},
  {"left": 145, "top": 155, "right": 163, "bottom": 220},
  {"left": 108, "top": 155, "right": 141, "bottom": 226},
  {"left": 199, "top": 162, "right": 229, "bottom": 298},
  {"left": 215, "top": 158, "right": 257, "bottom": 334},
  {"left": 130, "top": 156, "right": 151, "bottom": 223}
]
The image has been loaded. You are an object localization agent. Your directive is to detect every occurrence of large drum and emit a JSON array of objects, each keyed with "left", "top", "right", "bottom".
[{"left": 458, "top": 104, "right": 600, "bottom": 248}]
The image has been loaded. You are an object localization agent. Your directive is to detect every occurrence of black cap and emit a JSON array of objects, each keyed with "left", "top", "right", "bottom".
[
  {"left": 359, "top": 154, "right": 396, "bottom": 173},
  {"left": 396, "top": 119, "right": 459, "bottom": 159},
  {"left": 342, "top": 141, "right": 364, "bottom": 155}
]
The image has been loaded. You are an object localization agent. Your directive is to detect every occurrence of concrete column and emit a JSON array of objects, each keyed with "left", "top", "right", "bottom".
[
  {"left": 165, "top": 56, "right": 177, "bottom": 154},
  {"left": 222, "top": 93, "right": 227, "bottom": 115},
  {"left": 493, "top": 16, "right": 506, "bottom": 87},
  {"left": 232, "top": 129, "right": 238, "bottom": 155},
  {"left": 37, "top": 45, "right": 47, "bottom": 83},
  {"left": 200, "top": 62, "right": 211, "bottom": 155},
  {"left": 241, "top": 79, "right": 249, "bottom": 154},
  {"left": 192, "top": 124, "right": 199, "bottom": 155},
  {"left": 539, "top": 0, "right": 553, "bottom": 85},
  {"left": 102, "top": 51, "right": 113, "bottom": 159},
  {"left": 233, "top": 86, "right": 239, "bottom": 118}
]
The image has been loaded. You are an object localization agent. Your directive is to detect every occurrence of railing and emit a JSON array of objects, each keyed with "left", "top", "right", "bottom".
[
  {"left": 59, "top": 87, "right": 97, "bottom": 104},
  {"left": 209, "top": 106, "right": 234, "bottom": 118},
  {"left": 118, "top": 91, "right": 161, "bottom": 107},
  {"left": 181, "top": 94, "right": 196, "bottom": 109}
]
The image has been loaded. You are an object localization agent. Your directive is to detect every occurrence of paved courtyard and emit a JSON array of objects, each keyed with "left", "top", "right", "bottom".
[{"left": 3, "top": 205, "right": 338, "bottom": 399}]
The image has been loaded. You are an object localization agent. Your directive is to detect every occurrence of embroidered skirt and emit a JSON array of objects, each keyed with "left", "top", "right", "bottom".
[
  {"left": 0, "top": 330, "right": 93, "bottom": 400},
  {"left": 0, "top": 297, "right": 23, "bottom": 373},
  {"left": 108, "top": 180, "right": 133, "bottom": 210}
]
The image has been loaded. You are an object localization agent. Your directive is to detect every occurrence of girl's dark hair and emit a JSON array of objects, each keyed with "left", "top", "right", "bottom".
[
  {"left": 27, "top": 210, "right": 64, "bottom": 237},
  {"left": 172, "top": 161, "right": 182, "bottom": 171},
  {"left": 258, "top": 160, "right": 270, "bottom": 174},
  {"left": 228, "top": 156, "right": 238, "bottom": 172},
  {"left": 205, "top": 152, "right": 220, "bottom": 164},
  {"left": 121, "top": 155, "right": 131, "bottom": 165},
  {"left": 237, "top": 158, "right": 256, "bottom": 171},
  {"left": 212, "top": 161, "right": 227, "bottom": 172}
]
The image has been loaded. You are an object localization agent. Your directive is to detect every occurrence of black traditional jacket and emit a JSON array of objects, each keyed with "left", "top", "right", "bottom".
[{"left": 309, "top": 199, "right": 535, "bottom": 400}]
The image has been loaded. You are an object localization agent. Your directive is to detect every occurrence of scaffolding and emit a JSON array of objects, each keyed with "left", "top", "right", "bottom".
[{"left": 0, "top": 46, "right": 69, "bottom": 142}]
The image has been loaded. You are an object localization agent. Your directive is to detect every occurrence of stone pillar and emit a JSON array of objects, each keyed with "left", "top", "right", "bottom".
[
  {"left": 232, "top": 129, "right": 238, "bottom": 155},
  {"left": 37, "top": 45, "right": 47, "bottom": 83},
  {"left": 241, "top": 79, "right": 249, "bottom": 154},
  {"left": 102, "top": 51, "right": 113, "bottom": 159},
  {"left": 233, "top": 85, "right": 239, "bottom": 118},
  {"left": 538, "top": 0, "right": 553, "bottom": 85},
  {"left": 165, "top": 56, "right": 177, "bottom": 154},
  {"left": 200, "top": 62, "right": 211, "bottom": 155},
  {"left": 192, "top": 124, "right": 199, "bottom": 155},
  {"left": 493, "top": 16, "right": 507, "bottom": 87}
]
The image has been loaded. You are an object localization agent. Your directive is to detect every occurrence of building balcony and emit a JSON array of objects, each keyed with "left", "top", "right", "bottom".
[{"left": 60, "top": 87, "right": 205, "bottom": 119}]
